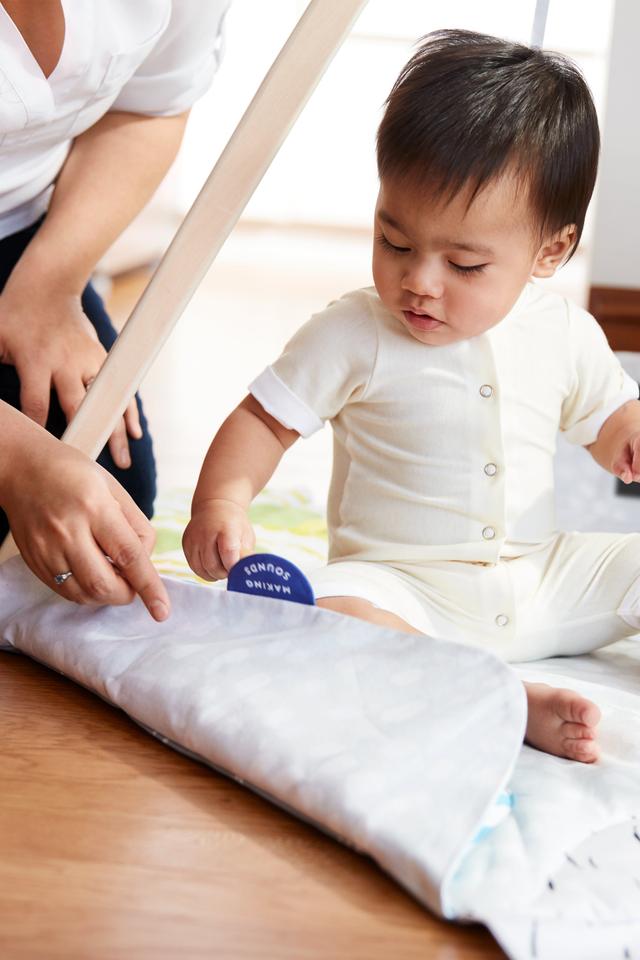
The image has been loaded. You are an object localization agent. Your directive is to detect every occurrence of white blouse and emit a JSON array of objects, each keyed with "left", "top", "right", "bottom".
[{"left": 0, "top": 0, "right": 230, "bottom": 238}]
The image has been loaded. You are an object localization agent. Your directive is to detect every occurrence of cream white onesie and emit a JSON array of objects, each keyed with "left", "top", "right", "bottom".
[{"left": 250, "top": 283, "right": 640, "bottom": 661}]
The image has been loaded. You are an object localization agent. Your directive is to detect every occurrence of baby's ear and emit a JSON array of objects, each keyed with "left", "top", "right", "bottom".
[{"left": 531, "top": 224, "right": 577, "bottom": 278}]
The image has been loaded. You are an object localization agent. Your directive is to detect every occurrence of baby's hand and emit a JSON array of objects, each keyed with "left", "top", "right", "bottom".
[
  {"left": 612, "top": 429, "right": 640, "bottom": 484},
  {"left": 183, "top": 499, "right": 256, "bottom": 581}
]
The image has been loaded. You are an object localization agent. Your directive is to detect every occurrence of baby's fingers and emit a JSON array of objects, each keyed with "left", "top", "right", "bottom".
[
  {"left": 613, "top": 446, "right": 633, "bottom": 484},
  {"left": 183, "top": 523, "right": 226, "bottom": 581},
  {"left": 241, "top": 524, "right": 256, "bottom": 560},
  {"left": 618, "top": 467, "right": 633, "bottom": 485},
  {"left": 629, "top": 437, "right": 640, "bottom": 482},
  {"left": 217, "top": 529, "right": 242, "bottom": 574}
]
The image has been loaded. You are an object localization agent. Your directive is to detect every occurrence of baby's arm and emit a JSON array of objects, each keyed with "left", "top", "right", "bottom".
[
  {"left": 183, "top": 395, "right": 299, "bottom": 579},
  {"left": 586, "top": 399, "right": 640, "bottom": 483}
]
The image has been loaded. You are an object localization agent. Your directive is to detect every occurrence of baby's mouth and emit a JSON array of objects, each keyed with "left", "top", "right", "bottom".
[{"left": 403, "top": 309, "right": 443, "bottom": 331}]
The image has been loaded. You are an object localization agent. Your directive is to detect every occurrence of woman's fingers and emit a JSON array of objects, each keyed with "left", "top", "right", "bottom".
[
  {"left": 51, "top": 545, "right": 135, "bottom": 606},
  {"left": 16, "top": 361, "right": 52, "bottom": 426},
  {"left": 14, "top": 535, "right": 123, "bottom": 607},
  {"left": 68, "top": 535, "right": 135, "bottom": 605},
  {"left": 53, "top": 368, "right": 89, "bottom": 425},
  {"left": 107, "top": 415, "right": 132, "bottom": 470},
  {"left": 109, "top": 480, "right": 156, "bottom": 555},
  {"left": 124, "top": 398, "right": 143, "bottom": 440},
  {"left": 50, "top": 519, "right": 169, "bottom": 620},
  {"left": 3, "top": 423, "right": 169, "bottom": 620},
  {"left": 27, "top": 511, "right": 168, "bottom": 619},
  {"left": 51, "top": 367, "right": 137, "bottom": 470},
  {"left": 108, "top": 399, "right": 142, "bottom": 470},
  {"left": 92, "top": 506, "right": 170, "bottom": 621}
]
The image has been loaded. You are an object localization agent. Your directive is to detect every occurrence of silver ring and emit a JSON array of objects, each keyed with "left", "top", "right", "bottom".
[{"left": 54, "top": 571, "right": 73, "bottom": 585}]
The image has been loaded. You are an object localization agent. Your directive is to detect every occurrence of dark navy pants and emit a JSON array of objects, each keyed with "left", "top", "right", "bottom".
[{"left": 0, "top": 217, "right": 157, "bottom": 542}]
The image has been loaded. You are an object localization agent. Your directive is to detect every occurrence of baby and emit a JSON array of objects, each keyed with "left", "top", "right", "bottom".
[{"left": 184, "top": 30, "right": 640, "bottom": 764}]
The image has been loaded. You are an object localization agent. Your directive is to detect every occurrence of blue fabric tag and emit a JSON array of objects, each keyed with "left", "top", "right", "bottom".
[{"left": 227, "top": 553, "right": 315, "bottom": 606}]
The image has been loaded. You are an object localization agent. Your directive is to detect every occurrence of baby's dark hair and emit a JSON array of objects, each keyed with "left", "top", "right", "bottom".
[{"left": 377, "top": 30, "right": 600, "bottom": 259}]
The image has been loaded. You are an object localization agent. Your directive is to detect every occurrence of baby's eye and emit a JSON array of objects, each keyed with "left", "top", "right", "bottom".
[
  {"left": 449, "top": 261, "right": 488, "bottom": 276},
  {"left": 376, "top": 233, "right": 410, "bottom": 254}
]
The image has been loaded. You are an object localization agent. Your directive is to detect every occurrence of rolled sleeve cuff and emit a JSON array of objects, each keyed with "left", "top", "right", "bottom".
[
  {"left": 563, "top": 371, "right": 640, "bottom": 446},
  {"left": 249, "top": 367, "right": 324, "bottom": 438},
  {"left": 112, "top": 54, "right": 219, "bottom": 115}
]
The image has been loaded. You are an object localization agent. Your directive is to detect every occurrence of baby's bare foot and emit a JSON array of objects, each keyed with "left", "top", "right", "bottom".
[{"left": 524, "top": 682, "right": 601, "bottom": 763}]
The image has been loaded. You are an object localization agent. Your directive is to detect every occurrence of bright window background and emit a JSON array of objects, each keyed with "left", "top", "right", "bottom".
[{"left": 176, "top": 0, "right": 614, "bottom": 233}]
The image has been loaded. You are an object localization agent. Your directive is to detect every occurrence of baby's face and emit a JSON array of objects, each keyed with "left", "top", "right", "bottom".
[{"left": 372, "top": 174, "right": 570, "bottom": 346}]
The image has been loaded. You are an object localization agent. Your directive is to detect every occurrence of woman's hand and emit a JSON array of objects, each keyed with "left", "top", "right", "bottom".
[
  {"left": 183, "top": 499, "right": 256, "bottom": 581},
  {"left": 0, "top": 270, "right": 141, "bottom": 468},
  {"left": 1, "top": 408, "right": 170, "bottom": 620}
]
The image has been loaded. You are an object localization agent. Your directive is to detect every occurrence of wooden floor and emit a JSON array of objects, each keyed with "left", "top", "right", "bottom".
[{"left": 0, "top": 653, "right": 505, "bottom": 959}]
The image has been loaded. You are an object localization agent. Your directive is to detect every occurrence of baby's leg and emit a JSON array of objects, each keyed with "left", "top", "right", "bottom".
[
  {"left": 317, "top": 595, "right": 423, "bottom": 634},
  {"left": 318, "top": 596, "right": 601, "bottom": 764}
]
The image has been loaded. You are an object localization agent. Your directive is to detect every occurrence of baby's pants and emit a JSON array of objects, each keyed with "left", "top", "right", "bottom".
[{"left": 308, "top": 532, "right": 640, "bottom": 662}]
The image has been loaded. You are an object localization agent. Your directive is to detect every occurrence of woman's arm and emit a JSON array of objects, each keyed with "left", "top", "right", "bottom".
[
  {"left": 0, "top": 401, "right": 170, "bottom": 620},
  {"left": 0, "top": 110, "right": 188, "bottom": 466},
  {"left": 183, "top": 395, "right": 300, "bottom": 579},
  {"left": 21, "top": 110, "right": 189, "bottom": 290}
]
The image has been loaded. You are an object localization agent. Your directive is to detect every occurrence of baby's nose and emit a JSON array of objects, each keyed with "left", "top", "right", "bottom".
[{"left": 402, "top": 263, "right": 444, "bottom": 299}]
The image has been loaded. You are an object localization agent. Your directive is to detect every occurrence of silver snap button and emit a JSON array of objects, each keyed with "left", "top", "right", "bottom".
[
  {"left": 495, "top": 614, "right": 509, "bottom": 627},
  {"left": 482, "top": 526, "right": 496, "bottom": 540},
  {"left": 479, "top": 384, "right": 493, "bottom": 398},
  {"left": 484, "top": 462, "right": 497, "bottom": 477}
]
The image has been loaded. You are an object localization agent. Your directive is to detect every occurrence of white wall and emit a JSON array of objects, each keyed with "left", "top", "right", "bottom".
[{"left": 590, "top": 0, "right": 640, "bottom": 289}]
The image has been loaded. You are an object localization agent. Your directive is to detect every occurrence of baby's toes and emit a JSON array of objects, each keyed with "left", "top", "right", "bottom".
[
  {"left": 562, "top": 721, "right": 595, "bottom": 740},
  {"left": 574, "top": 698, "right": 601, "bottom": 729},
  {"left": 554, "top": 688, "right": 601, "bottom": 728},
  {"left": 562, "top": 736, "right": 600, "bottom": 764}
]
